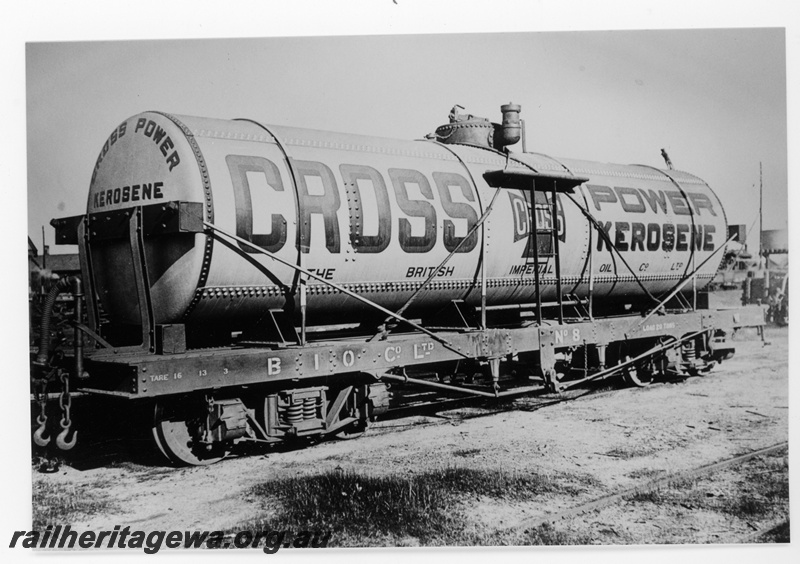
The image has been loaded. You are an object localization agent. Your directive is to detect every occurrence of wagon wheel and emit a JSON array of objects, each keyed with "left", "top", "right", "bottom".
[
  {"left": 334, "top": 419, "right": 368, "bottom": 440},
  {"left": 152, "top": 398, "right": 228, "bottom": 466},
  {"left": 622, "top": 359, "right": 654, "bottom": 388},
  {"left": 333, "top": 398, "right": 369, "bottom": 439},
  {"left": 694, "top": 360, "right": 718, "bottom": 377},
  {"left": 331, "top": 386, "right": 370, "bottom": 440}
]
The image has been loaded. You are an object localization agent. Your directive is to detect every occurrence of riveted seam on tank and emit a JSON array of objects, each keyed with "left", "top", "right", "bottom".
[
  {"left": 152, "top": 112, "right": 214, "bottom": 321},
  {"left": 192, "top": 271, "right": 714, "bottom": 302}
]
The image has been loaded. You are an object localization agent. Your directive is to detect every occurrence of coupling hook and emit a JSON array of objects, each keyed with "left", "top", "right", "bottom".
[
  {"left": 55, "top": 421, "right": 77, "bottom": 450},
  {"left": 33, "top": 420, "right": 51, "bottom": 447}
]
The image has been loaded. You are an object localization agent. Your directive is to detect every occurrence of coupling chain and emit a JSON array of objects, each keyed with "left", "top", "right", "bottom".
[
  {"left": 34, "top": 373, "right": 51, "bottom": 428},
  {"left": 203, "top": 395, "right": 216, "bottom": 446},
  {"left": 583, "top": 340, "right": 588, "bottom": 376},
  {"left": 59, "top": 369, "right": 72, "bottom": 430}
]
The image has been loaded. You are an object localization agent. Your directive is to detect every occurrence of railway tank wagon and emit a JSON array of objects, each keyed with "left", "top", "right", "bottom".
[{"left": 34, "top": 104, "right": 764, "bottom": 465}]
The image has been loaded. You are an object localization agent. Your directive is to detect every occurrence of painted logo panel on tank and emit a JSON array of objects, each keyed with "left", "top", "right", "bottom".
[
  {"left": 88, "top": 114, "right": 200, "bottom": 213},
  {"left": 277, "top": 140, "right": 483, "bottom": 316},
  {"left": 570, "top": 171, "right": 727, "bottom": 299},
  {"left": 87, "top": 112, "right": 208, "bottom": 325},
  {"left": 184, "top": 121, "right": 487, "bottom": 321},
  {"left": 584, "top": 184, "right": 718, "bottom": 255}
]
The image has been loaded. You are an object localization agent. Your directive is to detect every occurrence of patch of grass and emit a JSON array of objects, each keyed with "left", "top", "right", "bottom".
[
  {"left": 666, "top": 476, "right": 700, "bottom": 490},
  {"left": 604, "top": 445, "right": 659, "bottom": 460},
  {"left": 758, "top": 520, "right": 790, "bottom": 543},
  {"left": 626, "top": 468, "right": 665, "bottom": 480},
  {"left": 623, "top": 451, "right": 789, "bottom": 539},
  {"left": 522, "top": 523, "right": 595, "bottom": 546},
  {"left": 237, "top": 466, "right": 597, "bottom": 545},
  {"left": 132, "top": 467, "right": 176, "bottom": 483},
  {"left": 107, "top": 460, "right": 176, "bottom": 482},
  {"left": 452, "top": 448, "right": 481, "bottom": 458},
  {"left": 627, "top": 489, "right": 664, "bottom": 504},
  {"left": 757, "top": 456, "right": 790, "bottom": 499},
  {"left": 726, "top": 497, "right": 771, "bottom": 517},
  {"left": 719, "top": 453, "right": 789, "bottom": 520},
  {"left": 32, "top": 479, "right": 116, "bottom": 529}
]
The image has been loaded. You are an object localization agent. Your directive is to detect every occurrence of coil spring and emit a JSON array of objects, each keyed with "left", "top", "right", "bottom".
[
  {"left": 285, "top": 401, "right": 304, "bottom": 424},
  {"left": 279, "top": 396, "right": 322, "bottom": 425},
  {"left": 303, "top": 397, "right": 318, "bottom": 420}
]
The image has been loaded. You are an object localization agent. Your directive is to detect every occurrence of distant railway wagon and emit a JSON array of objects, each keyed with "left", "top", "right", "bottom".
[{"left": 32, "top": 104, "right": 765, "bottom": 464}]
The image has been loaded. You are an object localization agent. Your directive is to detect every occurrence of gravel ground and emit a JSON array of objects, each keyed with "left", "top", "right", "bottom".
[{"left": 32, "top": 318, "right": 788, "bottom": 544}]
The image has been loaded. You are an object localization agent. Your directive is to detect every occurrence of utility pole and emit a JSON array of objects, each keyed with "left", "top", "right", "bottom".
[
  {"left": 759, "top": 162, "right": 770, "bottom": 304},
  {"left": 759, "top": 162, "right": 763, "bottom": 259}
]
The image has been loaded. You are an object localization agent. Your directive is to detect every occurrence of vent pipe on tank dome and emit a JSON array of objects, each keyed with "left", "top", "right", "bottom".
[{"left": 429, "top": 103, "right": 523, "bottom": 151}]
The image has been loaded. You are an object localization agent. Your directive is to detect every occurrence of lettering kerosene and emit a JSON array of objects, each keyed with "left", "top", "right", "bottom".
[{"left": 91, "top": 181, "right": 164, "bottom": 209}]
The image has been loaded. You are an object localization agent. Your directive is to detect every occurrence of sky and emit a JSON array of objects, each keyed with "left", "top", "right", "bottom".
[
  {"left": 25, "top": 26, "right": 788, "bottom": 255},
  {"left": 4, "top": 3, "right": 799, "bottom": 564}
]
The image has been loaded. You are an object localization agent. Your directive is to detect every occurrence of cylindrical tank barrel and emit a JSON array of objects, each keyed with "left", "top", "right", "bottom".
[{"left": 86, "top": 112, "right": 728, "bottom": 327}]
